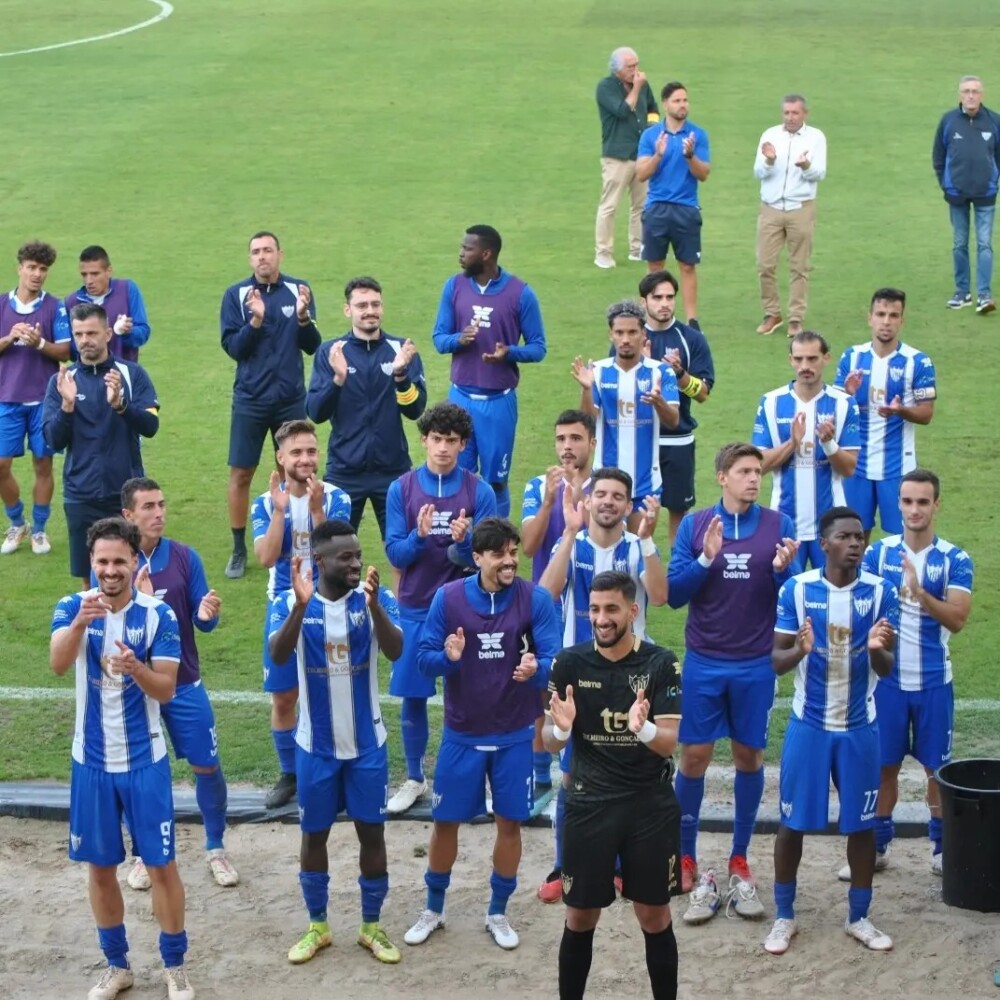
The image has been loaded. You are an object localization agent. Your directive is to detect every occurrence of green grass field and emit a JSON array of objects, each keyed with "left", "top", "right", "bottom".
[{"left": 1, "top": 0, "right": 998, "bottom": 784}]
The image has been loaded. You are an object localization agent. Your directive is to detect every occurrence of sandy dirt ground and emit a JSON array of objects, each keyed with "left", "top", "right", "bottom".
[{"left": 2, "top": 812, "right": 999, "bottom": 1000}]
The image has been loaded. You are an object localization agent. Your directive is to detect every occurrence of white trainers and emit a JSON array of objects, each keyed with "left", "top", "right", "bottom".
[
  {"left": 628, "top": 251, "right": 644, "bottom": 262},
  {"left": 404, "top": 909, "right": 445, "bottom": 945},
  {"left": 594, "top": 256, "right": 616, "bottom": 269},
  {"left": 764, "top": 918, "right": 797, "bottom": 955},
  {"left": 931, "top": 850, "right": 943, "bottom": 876},
  {"left": 838, "top": 846, "right": 890, "bottom": 882},
  {"left": 683, "top": 870, "right": 721, "bottom": 924},
  {"left": 126, "top": 857, "right": 151, "bottom": 891},
  {"left": 845, "top": 916, "right": 893, "bottom": 951},
  {"left": 387, "top": 778, "right": 427, "bottom": 814},
  {"left": 163, "top": 964, "right": 196, "bottom": 999},
  {"left": 1, "top": 523, "right": 29, "bottom": 554},
  {"left": 88, "top": 964, "right": 134, "bottom": 1000},
  {"left": 725, "top": 873, "right": 765, "bottom": 919},
  {"left": 31, "top": 530, "right": 51, "bottom": 554},
  {"left": 485, "top": 913, "right": 520, "bottom": 950},
  {"left": 207, "top": 848, "right": 239, "bottom": 887}
]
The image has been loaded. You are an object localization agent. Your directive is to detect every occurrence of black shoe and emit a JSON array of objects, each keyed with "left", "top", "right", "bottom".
[
  {"left": 687, "top": 317, "right": 701, "bottom": 331},
  {"left": 265, "top": 772, "right": 297, "bottom": 809},
  {"left": 225, "top": 550, "right": 247, "bottom": 579}
]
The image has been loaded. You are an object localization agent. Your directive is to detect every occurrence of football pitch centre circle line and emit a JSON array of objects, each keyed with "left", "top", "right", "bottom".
[{"left": 0, "top": 0, "right": 173, "bottom": 59}]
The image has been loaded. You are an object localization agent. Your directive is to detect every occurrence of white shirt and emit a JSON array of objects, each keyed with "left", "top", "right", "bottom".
[{"left": 753, "top": 123, "right": 827, "bottom": 209}]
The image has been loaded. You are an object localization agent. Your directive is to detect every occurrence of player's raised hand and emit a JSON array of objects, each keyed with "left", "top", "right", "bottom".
[
  {"left": 392, "top": 339, "right": 417, "bottom": 375},
  {"left": 305, "top": 475, "right": 325, "bottom": 515},
  {"left": 628, "top": 687, "right": 651, "bottom": 733},
  {"left": 362, "top": 566, "right": 380, "bottom": 606},
  {"left": 9, "top": 320, "right": 33, "bottom": 345},
  {"left": 701, "top": 514, "right": 723, "bottom": 561},
  {"left": 197, "top": 589, "right": 221, "bottom": 621},
  {"left": 815, "top": 416, "right": 836, "bottom": 443},
  {"left": 868, "top": 617, "right": 895, "bottom": 652},
  {"left": 269, "top": 470, "right": 289, "bottom": 513},
  {"left": 562, "top": 484, "right": 586, "bottom": 534},
  {"left": 542, "top": 465, "right": 564, "bottom": 506},
  {"left": 459, "top": 315, "right": 480, "bottom": 346},
  {"left": 57, "top": 366, "right": 77, "bottom": 406},
  {"left": 662, "top": 348, "right": 683, "bottom": 375},
  {"left": 113, "top": 314, "right": 133, "bottom": 336},
  {"left": 682, "top": 133, "right": 696, "bottom": 158},
  {"left": 513, "top": 652, "right": 537, "bottom": 683},
  {"left": 328, "top": 341, "right": 348, "bottom": 384},
  {"left": 450, "top": 508, "right": 470, "bottom": 542},
  {"left": 570, "top": 356, "right": 594, "bottom": 389},
  {"left": 17, "top": 322, "right": 42, "bottom": 348},
  {"left": 901, "top": 554, "right": 922, "bottom": 600},
  {"left": 482, "top": 342, "right": 510, "bottom": 364},
  {"left": 290, "top": 555, "right": 314, "bottom": 607},
  {"left": 416, "top": 503, "right": 435, "bottom": 538},
  {"left": 108, "top": 640, "right": 140, "bottom": 676},
  {"left": 795, "top": 616, "right": 814, "bottom": 655},
  {"left": 773, "top": 536, "right": 799, "bottom": 571},
  {"left": 761, "top": 140, "right": 777, "bottom": 162},
  {"left": 75, "top": 591, "right": 109, "bottom": 626},
  {"left": 637, "top": 496, "right": 660, "bottom": 539},
  {"left": 134, "top": 563, "right": 154, "bottom": 596},
  {"left": 549, "top": 684, "right": 576, "bottom": 731},
  {"left": 655, "top": 131, "right": 668, "bottom": 156},
  {"left": 295, "top": 284, "right": 312, "bottom": 323},
  {"left": 790, "top": 411, "right": 807, "bottom": 446},
  {"left": 877, "top": 395, "right": 903, "bottom": 418},
  {"left": 444, "top": 626, "right": 465, "bottom": 661},
  {"left": 843, "top": 369, "right": 864, "bottom": 397},
  {"left": 640, "top": 369, "right": 663, "bottom": 406},
  {"left": 245, "top": 287, "right": 265, "bottom": 323},
  {"left": 794, "top": 150, "right": 811, "bottom": 170},
  {"left": 104, "top": 368, "right": 124, "bottom": 409}
]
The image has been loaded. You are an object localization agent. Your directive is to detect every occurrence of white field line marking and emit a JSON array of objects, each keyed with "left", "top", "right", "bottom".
[{"left": 0, "top": 1, "right": 173, "bottom": 59}]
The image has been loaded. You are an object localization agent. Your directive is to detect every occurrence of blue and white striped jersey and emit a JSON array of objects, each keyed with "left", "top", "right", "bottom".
[
  {"left": 251, "top": 482, "right": 352, "bottom": 599},
  {"left": 51, "top": 590, "right": 182, "bottom": 772},
  {"left": 268, "top": 585, "right": 400, "bottom": 759},
  {"left": 591, "top": 358, "right": 679, "bottom": 497},
  {"left": 834, "top": 342, "right": 936, "bottom": 480},
  {"left": 863, "top": 535, "right": 973, "bottom": 691},
  {"left": 776, "top": 569, "right": 900, "bottom": 731},
  {"left": 753, "top": 383, "right": 860, "bottom": 540},
  {"left": 552, "top": 529, "right": 651, "bottom": 645}
]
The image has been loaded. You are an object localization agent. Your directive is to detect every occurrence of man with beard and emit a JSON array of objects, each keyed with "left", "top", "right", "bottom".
[
  {"left": 307, "top": 276, "right": 426, "bottom": 539},
  {"left": 767, "top": 507, "right": 899, "bottom": 956},
  {"left": 404, "top": 518, "right": 560, "bottom": 952},
  {"left": 545, "top": 571, "right": 682, "bottom": 1000},
  {"left": 251, "top": 419, "right": 351, "bottom": 809},
  {"left": 536, "top": 468, "right": 666, "bottom": 903},
  {"left": 638, "top": 270, "right": 715, "bottom": 544},
  {"left": 572, "top": 300, "right": 678, "bottom": 532},
  {"left": 221, "top": 231, "right": 321, "bottom": 579},
  {"left": 42, "top": 302, "right": 160, "bottom": 589},
  {"left": 432, "top": 224, "right": 546, "bottom": 517},
  {"left": 753, "top": 331, "right": 860, "bottom": 570},
  {"left": 268, "top": 520, "right": 404, "bottom": 967},
  {"left": 668, "top": 443, "right": 797, "bottom": 924}
]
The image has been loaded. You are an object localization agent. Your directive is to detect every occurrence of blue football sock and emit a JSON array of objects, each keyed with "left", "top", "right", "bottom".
[
  {"left": 5, "top": 500, "right": 24, "bottom": 527},
  {"left": 533, "top": 750, "right": 553, "bottom": 786},
  {"left": 299, "top": 870, "right": 330, "bottom": 922},
  {"left": 97, "top": 924, "right": 129, "bottom": 969},
  {"left": 272, "top": 728, "right": 296, "bottom": 776},
  {"left": 158, "top": 930, "right": 188, "bottom": 969},
  {"left": 424, "top": 868, "right": 451, "bottom": 913},
  {"left": 732, "top": 767, "right": 765, "bottom": 859},
  {"left": 195, "top": 767, "right": 228, "bottom": 851},
  {"left": 31, "top": 503, "right": 50, "bottom": 533},
  {"left": 492, "top": 485, "right": 511, "bottom": 518},
  {"left": 875, "top": 815, "right": 894, "bottom": 854},
  {"left": 674, "top": 771, "right": 705, "bottom": 861},
  {"left": 359, "top": 873, "right": 389, "bottom": 923},
  {"left": 848, "top": 886, "right": 872, "bottom": 924},
  {"left": 928, "top": 815, "right": 942, "bottom": 854},
  {"left": 774, "top": 880, "right": 796, "bottom": 920},
  {"left": 400, "top": 697, "right": 428, "bottom": 782},
  {"left": 554, "top": 785, "right": 566, "bottom": 869},
  {"left": 488, "top": 870, "right": 517, "bottom": 916}
]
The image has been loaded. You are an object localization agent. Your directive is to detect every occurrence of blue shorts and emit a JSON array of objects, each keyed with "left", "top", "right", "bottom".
[
  {"left": 388, "top": 611, "right": 436, "bottom": 699},
  {"left": 842, "top": 475, "right": 902, "bottom": 534},
  {"left": 559, "top": 738, "right": 573, "bottom": 775},
  {"left": 874, "top": 682, "right": 954, "bottom": 770},
  {"left": 792, "top": 538, "right": 825, "bottom": 573},
  {"left": 296, "top": 744, "right": 389, "bottom": 830},
  {"left": 778, "top": 715, "right": 880, "bottom": 834},
  {"left": 263, "top": 605, "right": 298, "bottom": 693},
  {"left": 642, "top": 202, "right": 703, "bottom": 265},
  {"left": 161, "top": 682, "right": 219, "bottom": 768},
  {"left": 69, "top": 756, "right": 175, "bottom": 867},
  {"left": 659, "top": 440, "right": 696, "bottom": 513},
  {"left": 0, "top": 401, "right": 51, "bottom": 459},
  {"left": 229, "top": 398, "right": 306, "bottom": 470},
  {"left": 448, "top": 384, "right": 517, "bottom": 484},
  {"left": 432, "top": 737, "right": 533, "bottom": 822},
  {"left": 678, "top": 649, "right": 776, "bottom": 748}
]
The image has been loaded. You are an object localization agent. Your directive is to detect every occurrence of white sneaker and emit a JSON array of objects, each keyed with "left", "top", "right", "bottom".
[
  {"left": 31, "top": 531, "right": 51, "bottom": 554},
  {"left": 594, "top": 256, "right": 616, "bottom": 269},
  {"left": 845, "top": 916, "right": 893, "bottom": 950},
  {"left": 628, "top": 251, "right": 644, "bottom": 262},
  {"left": 485, "top": 913, "right": 519, "bottom": 950},
  {"left": 207, "top": 848, "right": 239, "bottom": 886},
  {"left": 764, "top": 918, "right": 797, "bottom": 955},
  {"left": 683, "top": 870, "right": 721, "bottom": 924},
  {"left": 404, "top": 909, "right": 445, "bottom": 945},
  {"left": 387, "top": 778, "right": 427, "bottom": 814},
  {"left": 126, "top": 857, "right": 151, "bottom": 891},
  {"left": 1, "top": 523, "right": 29, "bottom": 554},
  {"left": 163, "top": 964, "right": 196, "bottom": 999},
  {"left": 931, "top": 850, "right": 943, "bottom": 876},
  {"left": 725, "top": 873, "right": 765, "bottom": 919},
  {"left": 838, "top": 846, "right": 890, "bottom": 882},
  {"left": 88, "top": 964, "right": 134, "bottom": 1000}
]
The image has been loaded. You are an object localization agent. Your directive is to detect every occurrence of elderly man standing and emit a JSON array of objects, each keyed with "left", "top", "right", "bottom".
[
  {"left": 753, "top": 95, "right": 828, "bottom": 338},
  {"left": 933, "top": 76, "right": 1000, "bottom": 315},
  {"left": 594, "top": 47, "right": 660, "bottom": 270}
]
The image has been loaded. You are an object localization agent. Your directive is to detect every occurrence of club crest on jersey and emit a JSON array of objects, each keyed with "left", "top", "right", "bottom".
[
  {"left": 471, "top": 305, "right": 493, "bottom": 328},
  {"left": 853, "top": 596, "right": 874, "bottom": 617},
  {"left": 722, "top": 553, "right": 751, "bottom": 579},
  {"left": 628, "top": 674, "right": 650, "bottom": 694},
  {"left": 125, "top": 625, "right": 145, "bottom": 647},
  {"left": 983, "top": 131, "right": 993, "bottom": 141},
  {"left": 380, "top": 361, "right": 395, "bottom": 376},
  {"left": 282, "top": 305, "right": 295, "bottom": 317},
  {"left": 350, "top": 609, "right": 368, "bottom": 628},
  {"left": 614, "top": 559, "right": 629, "bottom": 573},
  {"left": 889, "top": 366, "right": 905, "bottom": 381},
  {"left": 478, "top": 632, "right": 505, "bottom": 659},
  {"left": 925, "top": 563, "right": 943, "bottom": 582},
  {"left": 561, "top": 873, "right": 573, "bottom": 895}
]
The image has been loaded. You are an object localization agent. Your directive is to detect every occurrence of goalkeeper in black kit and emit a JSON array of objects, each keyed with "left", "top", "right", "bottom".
[{"left": 543, "top": 570, "right": 682, "bottom": 1000}]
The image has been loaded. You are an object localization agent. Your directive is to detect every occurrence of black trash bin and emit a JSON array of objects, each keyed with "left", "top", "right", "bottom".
[{"left": 935, "top": 758, "right": 1000, "bottom": 913}]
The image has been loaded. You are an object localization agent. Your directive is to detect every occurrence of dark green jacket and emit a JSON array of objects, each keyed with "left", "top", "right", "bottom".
[{"left": 596, "top": 75, "right": 660, "bottom": 159}]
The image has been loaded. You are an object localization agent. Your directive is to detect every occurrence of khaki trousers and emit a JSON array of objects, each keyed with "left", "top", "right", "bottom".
[
  {"left": 595, "top": 157, "right": 647, "bottom": 258},
  {"left": 756, "top": 200, "right": 817, "bottom": 322}
]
